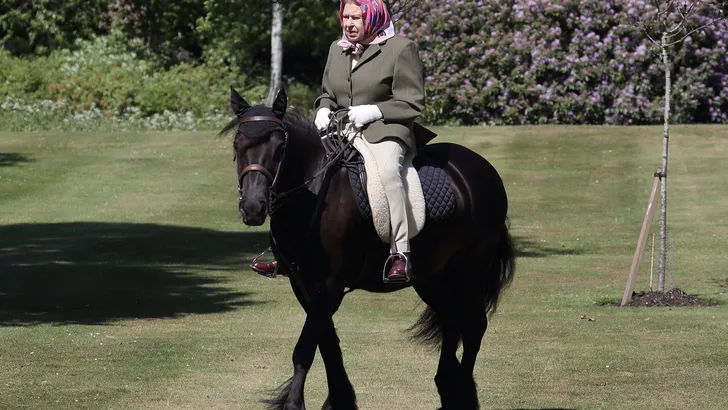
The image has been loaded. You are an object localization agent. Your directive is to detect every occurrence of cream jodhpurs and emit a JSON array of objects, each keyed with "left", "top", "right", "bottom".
[{"left": 358, "top": 137, "right": 410, "bottom": 253}]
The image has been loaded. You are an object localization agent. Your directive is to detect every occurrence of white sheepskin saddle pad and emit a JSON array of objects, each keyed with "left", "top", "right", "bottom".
[{"left": 350, "top": 134, "right": 426, "bottom": 243}]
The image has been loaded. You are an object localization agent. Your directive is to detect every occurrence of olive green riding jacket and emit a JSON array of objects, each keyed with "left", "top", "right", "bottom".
[{"left": 314, "top": 35, "right": 436, "bottom": 151}]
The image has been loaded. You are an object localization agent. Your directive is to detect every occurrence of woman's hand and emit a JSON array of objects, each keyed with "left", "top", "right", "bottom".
[
  {"left": 315, "top": 108, "right": 332, "bottom": 131},
  {"left": 348, "top": 105, "right": 383, "bottom": 128}
]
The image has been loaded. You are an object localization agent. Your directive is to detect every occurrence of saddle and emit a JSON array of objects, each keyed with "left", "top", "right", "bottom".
[
  {"left": 347, "top": 147, "right": 457, "bottom": 243},
  {"left": 323, "top": 125, "right": 456, "bottom": 244}
]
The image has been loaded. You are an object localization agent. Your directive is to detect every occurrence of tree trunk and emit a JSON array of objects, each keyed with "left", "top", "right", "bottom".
[
  {"left": 268, "top": 1, "right": 284, "bottom": 106},
  {"left": 658, "top": 33, "right": 670, "bottom": 292},
  {"left": 145, "top": 0, "right": 154, "bottom": 47}
]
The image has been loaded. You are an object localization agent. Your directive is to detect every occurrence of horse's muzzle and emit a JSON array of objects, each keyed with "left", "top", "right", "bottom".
[{"left": 239, "top": 198, "right": 267, "bottom": 226}]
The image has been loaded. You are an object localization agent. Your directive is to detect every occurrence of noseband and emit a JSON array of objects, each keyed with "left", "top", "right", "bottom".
[
  {"left": 236, "top": 115, "right": 288, "bottom": 201},
  {"left": 235, "top": 110, "right": 355, "bottom": 218}
]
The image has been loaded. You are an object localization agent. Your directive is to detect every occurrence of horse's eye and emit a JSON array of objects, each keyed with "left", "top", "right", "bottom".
[{"left": 273, "top": 144, "right": 284, "bottom": 161}]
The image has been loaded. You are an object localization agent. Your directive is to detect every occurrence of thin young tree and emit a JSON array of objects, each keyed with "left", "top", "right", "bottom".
[
  {"left": 635, "top": 0, "right": 726, "bottom": 292},
  {"left": 267, "top": 0, "right": 285, "bottom": 105}
]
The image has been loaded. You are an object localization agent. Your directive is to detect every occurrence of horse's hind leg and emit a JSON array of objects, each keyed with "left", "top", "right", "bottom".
[
  {"left": 458, "top": 308, "right": 487, "bottom": 409},
  {"left": 456, "top": 235, "right": 511, "bottom": 410},
  {"left": 425, "top": 259, "right": 491, "bottom": 410},
  {"left": 438, "top": 283, "right": 487, "bottom": 410},
  {"left": 413, "top": 285, "right": 463, "bottom": 410},
  {"left": 319, "top": 318, "right": 357, "bottom": 410},
  {"left": 434, "top": 318, "right": 462, "bottom": 409}
]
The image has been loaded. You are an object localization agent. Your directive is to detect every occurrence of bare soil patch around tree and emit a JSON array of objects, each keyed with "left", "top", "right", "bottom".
[{"left": 620, "top": 288, "right": 714, "bottom": 307}]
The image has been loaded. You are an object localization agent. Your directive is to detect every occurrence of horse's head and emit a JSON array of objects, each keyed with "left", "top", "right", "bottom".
[{"left": 225, "top": 86, "right": 288, "bottom": 226}]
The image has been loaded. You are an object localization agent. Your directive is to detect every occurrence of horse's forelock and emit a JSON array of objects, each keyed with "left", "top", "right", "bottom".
[
  {"left": 218, "top": 116, "right": 241, "bottom": 138},
  {"left": 219, "top": 106, "right": 316, "bottom": 143}
]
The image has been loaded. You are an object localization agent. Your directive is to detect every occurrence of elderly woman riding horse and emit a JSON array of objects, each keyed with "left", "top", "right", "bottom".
[
  {"left": 251, "top": 0, "right": 434, "bottom": 283},
  {"left": 225, "top": 1, "right": 516, "bottom": 409}
]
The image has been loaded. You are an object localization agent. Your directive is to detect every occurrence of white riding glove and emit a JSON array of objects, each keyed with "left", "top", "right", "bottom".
[
  {"left": 348, "top": 105, "right": 383, "bottom": 128},
  {"left": 314, "top": 107, "right": 332, "bottom": 131}
]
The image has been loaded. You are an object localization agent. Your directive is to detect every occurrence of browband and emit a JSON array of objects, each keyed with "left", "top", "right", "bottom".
[{"left": 240, "top": 115, "right": 285, "bottom": 127}]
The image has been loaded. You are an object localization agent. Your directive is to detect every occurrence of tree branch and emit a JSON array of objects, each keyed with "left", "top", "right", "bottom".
[
  {"left": 652, "top": 0, "right": 672, "bottom": 32},
  {"left": 667, "top": 0, "right": 700, "bottom": 35},
  {"left": 385, "top": 0, "right": 421, "bottom": 22},
  {"left": 641, "top": 24, "right": 662, "bottom": 46},
  {"left": 664, "top": 0, "right": 679, "bottom": 13},
  {"left": 665, "top": 15, "right": 724, "bottom": 46}
]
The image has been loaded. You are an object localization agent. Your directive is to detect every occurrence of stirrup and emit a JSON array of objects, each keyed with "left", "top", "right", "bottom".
[
  {"left": 250, "top": 247, "right": 277, "bottom": 278},
  {"left": 382, "top": 252, "right": 412, "bottom": 284}
]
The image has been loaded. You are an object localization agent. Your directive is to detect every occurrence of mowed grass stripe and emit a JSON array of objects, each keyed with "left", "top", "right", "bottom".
[
  {"left": 0, "top": 132, "right": 244, "bottom": 227},
  {"left": 1, "top": 126, "right": 727, "bottom": 409}
]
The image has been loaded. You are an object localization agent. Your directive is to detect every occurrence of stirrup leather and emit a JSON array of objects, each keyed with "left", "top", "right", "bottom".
[
  {"left": 382, "top": 252, "right": 412, "bottom": 283},
  {"left": 250, "top": 247, "right": 277, "bottom": 278}
]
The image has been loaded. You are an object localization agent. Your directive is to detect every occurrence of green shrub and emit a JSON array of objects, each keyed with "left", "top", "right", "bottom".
[
  {"left": 0, "top": 32, "right": 320, "bottom": 131},
  {"left": 134, "top": 62, "right": 239, "bottom": 116},
  {"left": 0, "top": 50, "right": 60, "bottom": 99},
  {"left": 1, "top": 33, "right": 240, "bottom": 117}
]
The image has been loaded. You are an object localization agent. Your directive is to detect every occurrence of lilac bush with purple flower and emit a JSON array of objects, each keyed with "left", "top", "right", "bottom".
[{"left": 399, "top": 0, "right": 728, "bottom": 125}]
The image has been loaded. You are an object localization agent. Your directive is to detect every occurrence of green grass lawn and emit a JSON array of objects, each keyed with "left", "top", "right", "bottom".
[{"left": 1, "top": 125, "right": 727, "bottom": 410}]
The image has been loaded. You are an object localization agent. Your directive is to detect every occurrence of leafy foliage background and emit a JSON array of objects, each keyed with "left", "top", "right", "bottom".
[
  {"left": 1, "top": 0, "right": 726, "bottom": 127},
  {"left": 400, "top": 0, "right": 728, "bottom": 125}
]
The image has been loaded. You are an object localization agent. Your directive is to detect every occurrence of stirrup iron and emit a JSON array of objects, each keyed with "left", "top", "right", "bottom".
[
  {"left": 250, "top": 247, "right": 277, "bottom": 278},
  {"left": 382, "top": 251, "right": 412, "bottom": 284}
]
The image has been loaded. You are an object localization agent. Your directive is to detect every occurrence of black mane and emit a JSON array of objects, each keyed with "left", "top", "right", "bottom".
[{"left": 282, "top": 108, "right": 318, "bottom": 141}]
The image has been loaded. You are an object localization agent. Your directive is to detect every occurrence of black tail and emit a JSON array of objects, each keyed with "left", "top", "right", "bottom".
[
  {"left": 484, "top": 220, "right": 516, "bottom": 316},
  {"left": 408, "top": 304, "right": 443, "bottom": 348},
  {"left": 409, "top": 220, "right": 516, "bottom": 348},
  {"left": 262, "top": 377, "right": 293, "bottom": 410}
]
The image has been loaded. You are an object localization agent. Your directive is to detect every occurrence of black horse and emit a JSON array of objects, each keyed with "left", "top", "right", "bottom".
[{"left": 221, "top": 86, "right": 515, "bottom": 410}]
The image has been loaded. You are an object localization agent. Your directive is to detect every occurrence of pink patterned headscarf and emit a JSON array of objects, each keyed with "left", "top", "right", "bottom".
[{"left": 337, "top": 0, "right": 396, "bottom": 55}]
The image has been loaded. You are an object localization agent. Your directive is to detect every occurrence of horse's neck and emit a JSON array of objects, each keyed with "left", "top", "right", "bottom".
[{"left": 276, "top": 129, "right": 325, "bottom": 191}]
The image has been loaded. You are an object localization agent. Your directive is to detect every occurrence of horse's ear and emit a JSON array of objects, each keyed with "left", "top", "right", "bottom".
[
  {"left": 230, "top": 86, "right": 250, "bottom": 117},
  {"left": 272, "top": 86, "right": 287, "bottom": 119}
]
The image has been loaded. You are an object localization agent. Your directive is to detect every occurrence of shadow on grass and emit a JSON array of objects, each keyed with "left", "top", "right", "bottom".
[
  {"left": 513, "top": 236, "right": 585, "bottom": 258},
  {"left": 0, "top": 222, "right": 272, "bottom": 327},
  {"left": 0, "top": 152, "right": 33, "bottom": 167}
]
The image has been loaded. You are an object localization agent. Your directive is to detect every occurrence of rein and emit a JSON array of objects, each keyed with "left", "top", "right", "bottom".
[
  {"left": 260, "top": 109, "right": 359, "bottom": 215},
  {"left": 235, "top": 109, "right": 361, "bottom": 273}
]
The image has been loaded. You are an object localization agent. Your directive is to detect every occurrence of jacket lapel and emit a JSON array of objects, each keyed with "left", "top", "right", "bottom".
[{"left": 351, "top": 43, "right": 381, "bottom": 73}]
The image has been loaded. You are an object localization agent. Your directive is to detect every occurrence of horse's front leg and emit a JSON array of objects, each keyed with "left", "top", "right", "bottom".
[
  {"left": 320, "top": 316, "right": 357, "bottom": 410},
  {"left": 266, "top": 282, "right": 331, "bottom": 410}
]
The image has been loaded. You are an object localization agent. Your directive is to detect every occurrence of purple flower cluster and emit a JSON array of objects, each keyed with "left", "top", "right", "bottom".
[{"left": 400, "top": 0, "right": 728, "bottom": 125}]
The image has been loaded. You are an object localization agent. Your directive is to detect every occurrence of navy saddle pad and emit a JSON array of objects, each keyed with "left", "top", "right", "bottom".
[{"left": 346, "top": 154, "right": 457, "bottom": 222}]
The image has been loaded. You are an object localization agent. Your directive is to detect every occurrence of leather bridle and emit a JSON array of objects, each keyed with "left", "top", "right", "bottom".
[
  {"left": 234, "top": 109, "right": 360, "bottom": 273},
  {"left": 235, "top": 115, "right": 288, "bottom": 203},
  {"left": 235, "top": 109, "right": 357, "bottom": 217}
]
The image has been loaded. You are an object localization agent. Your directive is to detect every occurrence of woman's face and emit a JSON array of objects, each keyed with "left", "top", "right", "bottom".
[{"left": 342, "top": 3, "right": 365, "bottom": 42}]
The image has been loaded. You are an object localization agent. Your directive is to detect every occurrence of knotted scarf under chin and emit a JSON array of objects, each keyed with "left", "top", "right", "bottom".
[
  {"left": 337, "top": 21, "right": 396, "bottom": 56},
  {"left": 337, "top": 0, "right": 396, "bottom": 56}
]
